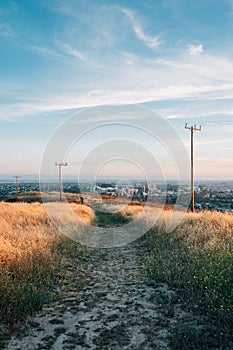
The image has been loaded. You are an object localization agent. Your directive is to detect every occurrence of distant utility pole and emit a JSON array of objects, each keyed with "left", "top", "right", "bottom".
[
  {"left": 13, "top": 176, "right": 21, "bottom": 201},
  {"left": 185, "top": 123, "right": 201, "bottom": 212},
  {"left": 55, "top": 161, "right": 68, "bottom": 201}
]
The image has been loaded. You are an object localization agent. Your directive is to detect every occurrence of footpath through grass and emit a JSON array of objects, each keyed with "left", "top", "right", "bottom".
[
  {"left": 144, "top": 210, "right": 233, "bottom": 349},
  {"left": 0, "top": 204, "right": 130, "bottom": 327},
  {"left": 0, "top": 202, "right": 131, "bottom": 347}
]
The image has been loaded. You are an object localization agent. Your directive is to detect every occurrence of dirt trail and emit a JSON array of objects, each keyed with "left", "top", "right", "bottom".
[{"left": 5, "top": 212, "right": 184, "bottom": 350}]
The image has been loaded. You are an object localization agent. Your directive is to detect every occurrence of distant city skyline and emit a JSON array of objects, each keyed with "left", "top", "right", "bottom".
[{"left": 0, "top": 0, "right": 232, "bottom": 180}]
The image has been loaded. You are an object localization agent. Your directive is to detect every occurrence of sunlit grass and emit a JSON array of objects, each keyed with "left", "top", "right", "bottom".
[
  {"left": 1, "top": 198, "right": 232, "bottom": 348},
  {"left": 0, "top": 202, "right": 95, "bottom": 325}
]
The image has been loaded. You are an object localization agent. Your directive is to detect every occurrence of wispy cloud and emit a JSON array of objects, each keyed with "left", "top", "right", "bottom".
[
  {"left": 0, "top": 23, "right": 15, "bottom": 38},
  {"left": 2, "top": 81, "right": 233, "bottom": 121},
  {"left": 55, "top": 40, "right": 85, "bottom": 61},
  {"left": 153, "top": 58, "right": 194, "bottom": 69},
  {"left": 2, "top": 14, "right": 233, "bottom": 121},
  {"left": 24, "top": 41, "right": 85, "bottom": 62},
  {"left": 27, "top": 44, "right": 65, "bottom": 60},
  {"left": 117, "top": 7, "right": 162, "bottom": 48},
  {"left": 117, "top": 51, "right": 139, "bottom": 65}
]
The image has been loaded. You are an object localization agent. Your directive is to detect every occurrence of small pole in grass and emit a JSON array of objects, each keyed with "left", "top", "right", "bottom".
[{"left": 185, "top": 124, "right": 201, "bottom": 212}]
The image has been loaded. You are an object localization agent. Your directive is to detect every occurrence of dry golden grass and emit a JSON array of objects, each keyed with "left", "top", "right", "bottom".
[
  {"left": 99, "top": 201, "right": 152, "bottom": 217},
  {"left": 176, "top": 210, "right": 233, "bottom": 248},
  {"left": 0, "top": 202, "right": 95, "bottom": 267},
  {"left": 153, "top": 209, "right": 233, "bottom": 249},
  {"left": 120, "top": 204, "right": 144, "bottom": 218},
  {"left": 70, "top": 203, "right": 95, "bottom": 224},
  {"left": 118, "top": 203, "right": 233, "bottom": 249},
  {"left": 0, "top": 202, "right": 52, "bottom": 266},
  {"left": 0, "top": 201, "right": 95, "bottom": 324}
]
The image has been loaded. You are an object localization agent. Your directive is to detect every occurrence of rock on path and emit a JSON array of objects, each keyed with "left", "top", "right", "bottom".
[{"left": 6, "top": 239, "right": 183, "bottom": 350}]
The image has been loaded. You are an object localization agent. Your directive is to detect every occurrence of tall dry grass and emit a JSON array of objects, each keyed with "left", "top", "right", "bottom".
[
  {"left": 0, "top": 202, "right": 95, "bottom": 264},
  {"left": 0, "top": 202, "right": 95, "bottom": 325},
  {"left": 153, "top": 209, "right": 233, "bottom": 248},
  {"left": 119, "top": 204, "right": 233, "bottom": 248}
]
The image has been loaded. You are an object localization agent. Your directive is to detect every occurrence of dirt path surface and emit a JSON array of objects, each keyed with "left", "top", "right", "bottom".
[{"left": 5, "top": 237, "right": 185, "bottom": 350}]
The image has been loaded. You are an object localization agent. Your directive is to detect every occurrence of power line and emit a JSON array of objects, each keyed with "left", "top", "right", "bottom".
[{"left": 185, "top": 123, "right": 201, "bottom": 212}]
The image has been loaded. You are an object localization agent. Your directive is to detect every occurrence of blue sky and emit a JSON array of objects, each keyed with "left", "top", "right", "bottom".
[{"left": 0, "top": 0, "right": 233, "bottom": 180}]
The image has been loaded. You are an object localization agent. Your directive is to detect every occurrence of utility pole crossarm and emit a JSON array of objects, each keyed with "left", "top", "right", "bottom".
[
  {"left": 185, "top": 123, "right": 201, "bottom": 131},
  {"left": 185, "top": 124, "right": 202, "bottom": 212}
]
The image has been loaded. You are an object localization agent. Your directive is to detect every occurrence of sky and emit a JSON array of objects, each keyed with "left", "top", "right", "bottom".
[{"left": 0, "top": 0, "right": 233, "bottom": 181}]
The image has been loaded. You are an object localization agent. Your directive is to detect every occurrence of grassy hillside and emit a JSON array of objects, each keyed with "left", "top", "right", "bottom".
[
  {"left": 144, "top": 210, "right": 233, "bottom": 349},
  {"left": 0, "top": 199, "right": 232, "bottom": 348},
  {"left": 0, "top": 202, "right": 95, "bottom": 325}
]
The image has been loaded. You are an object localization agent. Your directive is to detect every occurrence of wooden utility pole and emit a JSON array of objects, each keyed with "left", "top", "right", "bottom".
[
  {"left": 13, "top": 176, "right": 21, "bottom": 201},
  {"left": 185, "top": 124, "right": 201, "bottom": 212},
  {"left": 55, "top": 162, "right": 68, "bottom": 201}
]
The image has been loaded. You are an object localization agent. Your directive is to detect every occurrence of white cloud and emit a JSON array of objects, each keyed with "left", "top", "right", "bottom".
[
  {"left": 188, "top": 44, "right": 203, "bottom": 56},
  {"left": 2, "top": 42, "right": 233, "bottom": 120},
  {"left": 117, "top": 7, "right": 162, "bottom": 48},
  {"left": 47, "top": 3, "right": 162, "bottom": 49},
  {"left": 27, "top": 45, "right": 65, "bottom": 60},
  {"left": 2, "top": 82, "right": 233, "bottom": 121},
  {"left": 55, "top": 40, "right": 85, "bottom": 61},
  {"left": 0, "top": 23, "right": 15, "bottom": 38},
  {"left": 23, "top": 41, "right": 85, "bottom": 62}
]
